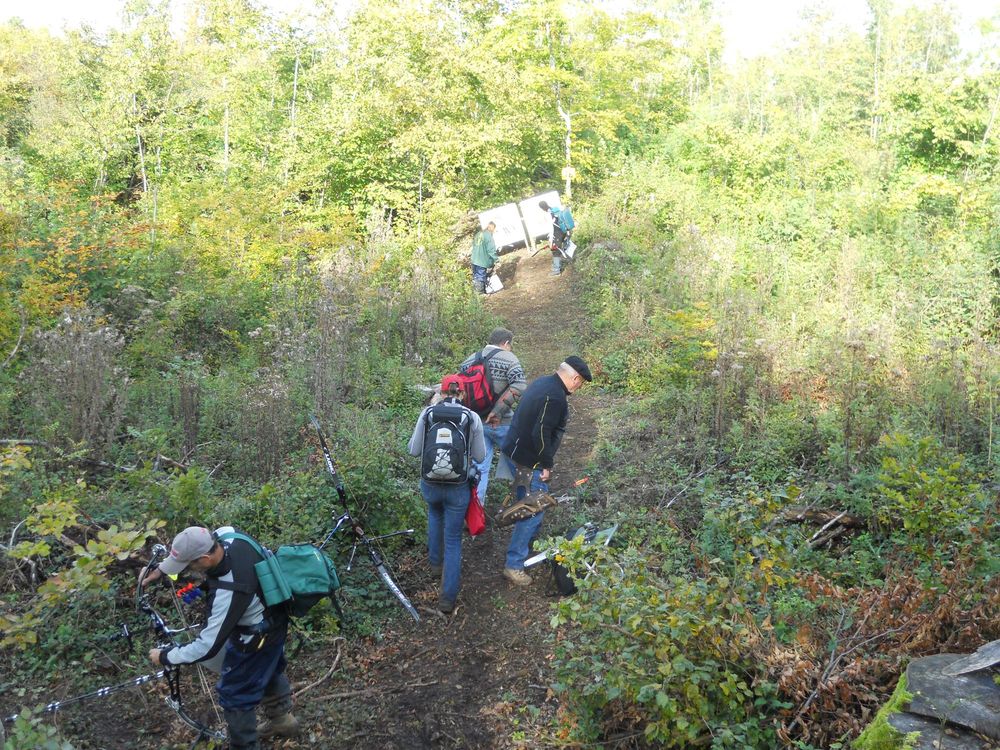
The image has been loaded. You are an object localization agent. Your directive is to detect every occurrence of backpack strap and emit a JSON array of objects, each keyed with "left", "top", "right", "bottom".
[
  {"left": 482, "top": 347, "right": 502, "bottom": 366},
  {"left": 461, "top": 346, "right": 502, "bottom": 374},
  {"left": 206, "top": 578, "right": 258, "bottom": 594},
  {"left": 467, "top": 347, "right": 503, "bottom": 393},
  {"left": 213, "top": 532, "right": 269, "bottom": 596},
  {"left": 217, "top": 531, "right": 267, "bottom": 558},
  {"left": 426, "top": 400, "right": 471, "bottom": 428}
]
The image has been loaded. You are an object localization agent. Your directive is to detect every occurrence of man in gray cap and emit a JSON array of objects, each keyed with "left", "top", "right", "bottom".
[
  {"left": 499, "top": 356, "right": 592, "bottom": 584},
  {"left": 140, "top": 526, "right": 299, "bottom": 748}
]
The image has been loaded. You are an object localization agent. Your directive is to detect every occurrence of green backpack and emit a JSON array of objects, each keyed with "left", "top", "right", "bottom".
[{"left": 218, "top": 532, "right": 341, "bottom": 617}]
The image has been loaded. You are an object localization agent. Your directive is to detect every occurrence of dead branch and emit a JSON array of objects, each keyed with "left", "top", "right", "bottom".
[
  {"left": 659, "top": 459, "right": 728, "bottom": 510},
  {"left": 782, "top": 507, "right": 864, "bottom": 527},
  {"left": 785, "top": 609, "right": 849, "bottom": 736},
  {"left": 4, "top": 519, "right": 27, "bottom": 551},
  {"left": 418, "top": 606, "right": 448, "bottom": 622},
  {"left": 152, "top": 454, "right": 190, "bottom": 472},
  {"left": 0, "top": 308, "right": 26, "bottom": 370},
  {"left": 313, "top": 678, "right": 439, "bottom": 701},
  {"left": 809, "top": 525, "right": 848, "bottom": 549},
  {"left": 292, "top": 638, "right": 344, "bottom": 699}
]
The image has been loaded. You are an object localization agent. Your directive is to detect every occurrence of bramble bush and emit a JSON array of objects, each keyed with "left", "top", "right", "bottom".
[
  {"left": 549, "top": 544, "right": 786, "bottom": 748},
  {"left": 1, "top": 708, "right": 75, "bottom": 750},
  {"left": 873, "top": 432, "right": 988, "bottom": 562}
]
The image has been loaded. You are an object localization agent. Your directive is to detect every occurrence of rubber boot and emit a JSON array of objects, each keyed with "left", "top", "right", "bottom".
[{"left": 224, "top": 707, "right": 259, "bottom": 750}]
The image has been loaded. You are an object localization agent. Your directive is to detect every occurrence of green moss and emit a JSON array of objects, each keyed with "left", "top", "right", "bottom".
[{"left": 853, "top": 674, "right": 919, "bottom": 750}]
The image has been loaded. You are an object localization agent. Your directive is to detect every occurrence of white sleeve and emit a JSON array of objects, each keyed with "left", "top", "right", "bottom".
[
  {"left": 470, "top": 413, "right": 487, "bottom": 463},
  {"left": 408, "top": 408, "right": 429, "bottom": 456}
]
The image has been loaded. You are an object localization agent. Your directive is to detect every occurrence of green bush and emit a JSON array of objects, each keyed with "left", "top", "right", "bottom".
[
  {"left": 874, "top": 432, "right": 987, "bottom": 559},
  {"left": 1, "top": 708, "right": 75, "bottom": 750},
  {"left": 550, "top": 544, "right": 785, "bottom": 748}
]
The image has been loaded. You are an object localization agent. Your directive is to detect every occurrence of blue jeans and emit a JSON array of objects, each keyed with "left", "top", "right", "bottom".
[
  {"left": 472, "top": 264, "right": 488, "bottom": 292},
  {"left": 505, "top": 468, "right": 549, "bottom": 570},
  {"left": 420, "top": 478, "right": 469, "bottom": 603},
  {"left": 475, "top": 422, "right": 510, "bottom": 507}
]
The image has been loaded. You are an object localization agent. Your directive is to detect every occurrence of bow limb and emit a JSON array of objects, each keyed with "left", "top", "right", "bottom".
[
  {"left": 164, "top": 574, "right": 225, "bottom": 737},
  {"left": 163, "top": 665, "right": 228, "bottom": 742},
  {"left": 136, "top": 548, "right": 226, "bottom": 744}
]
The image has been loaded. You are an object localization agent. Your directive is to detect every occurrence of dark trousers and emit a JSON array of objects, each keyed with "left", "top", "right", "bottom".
[
  {"left": 551, "top": 227, "right": 568, "bottom": 273},
  {"left": 217, "top": 621, "right": 291, "bottom": 749}
]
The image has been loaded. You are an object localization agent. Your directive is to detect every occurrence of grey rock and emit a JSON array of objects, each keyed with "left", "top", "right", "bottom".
[
  {"left": 888, "top": 712, "right": 999, "bottom": 749},
  {"left": 906, "top": 654, "right": 1000, "bottom": 740}
]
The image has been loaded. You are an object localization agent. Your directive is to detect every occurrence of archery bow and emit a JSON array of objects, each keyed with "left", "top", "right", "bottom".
[
  {"left": 136, "top": 544, "right": 227, "bottom": 745},
  {"left": 2, "top": 545, "right": 226, "bottom": 746}
]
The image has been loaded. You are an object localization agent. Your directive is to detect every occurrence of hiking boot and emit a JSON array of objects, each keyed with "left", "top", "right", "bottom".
[
  {"left": 257, "top": 712, "right": 301, "bottom": 739},
  {"left": 503, "top": 568, "right": 532, "bottom": 586},
  {"left": 430, "top": 563, "right": 443, "bottom": 577},
  {"left": 438, "top": 596, "right": 455, "bottom": 614},
  {"left": 549, "top": 271, "right": 562, "bottom": 277}
]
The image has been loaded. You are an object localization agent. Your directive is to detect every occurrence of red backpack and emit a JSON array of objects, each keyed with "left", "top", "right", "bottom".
[{"left": 450, "top": 348, "right": 502, "bottom": 417}]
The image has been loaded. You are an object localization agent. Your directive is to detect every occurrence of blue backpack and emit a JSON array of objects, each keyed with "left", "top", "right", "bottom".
[{"left": 556, "top": 207, "right": 575, "bottom": 232}]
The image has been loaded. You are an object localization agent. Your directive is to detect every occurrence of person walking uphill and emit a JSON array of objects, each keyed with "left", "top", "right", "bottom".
[
  {"left": 462, "top": 327, "right": 528, "bottom": 508},
  {"left": 471, "top": 221, "right": 498, "bottom": 294},
  {"left": 141, "top": 526, "right": 299, "bottom": 749},
  {"left": 409, "top": 375, "right": 487, "bottom": 613},
  {"left": 500, "top": 356, "right": 591, "bottom": 585},
  {"left": 538, "top": 200, "right": 575, "bottom": 276}
]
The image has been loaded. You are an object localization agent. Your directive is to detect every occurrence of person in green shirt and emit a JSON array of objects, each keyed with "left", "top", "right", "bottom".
[{"left": 471, "top": 221, "right": 498, "bottom": 294}]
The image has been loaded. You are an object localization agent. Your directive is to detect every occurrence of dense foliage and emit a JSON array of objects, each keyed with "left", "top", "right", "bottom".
[
  {"left": 0, "top": 0, "right": 997, "bottom": 748},
  {"left": 547, "top": 4, "right": 1000, "bottom": 747}
]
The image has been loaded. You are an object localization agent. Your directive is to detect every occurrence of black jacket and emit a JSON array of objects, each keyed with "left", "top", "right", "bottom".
[{"left": 501, "top": 373, "right": 569, "bottom": 470}]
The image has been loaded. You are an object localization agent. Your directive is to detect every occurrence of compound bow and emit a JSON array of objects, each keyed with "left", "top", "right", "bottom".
[
  {"left": 135, "top": 544, "right": 226, "bottom": 746},
  {"left": 2, "top": 544, "right": 226, "bottom": 748}
]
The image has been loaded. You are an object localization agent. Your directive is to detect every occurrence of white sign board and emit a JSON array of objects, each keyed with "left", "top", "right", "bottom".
[
  {"left": 478, "top": 203, "right": 527, "bottom": 253},
  {"left": 518, "top": 191, "right": 561, "bottom": 242}
]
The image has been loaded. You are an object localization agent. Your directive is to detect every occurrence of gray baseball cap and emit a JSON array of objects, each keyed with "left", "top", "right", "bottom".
[{"left": 158, "top": 526, "right": 215, "bottom": 575}]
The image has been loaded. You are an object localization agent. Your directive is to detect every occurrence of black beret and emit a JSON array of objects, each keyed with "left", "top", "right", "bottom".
[{"left": 564, "top": 355, "right": 592, "bottom": 382}]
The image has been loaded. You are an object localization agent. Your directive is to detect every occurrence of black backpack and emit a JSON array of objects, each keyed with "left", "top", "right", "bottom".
[{"left": 421, "top": 403, "right": 473, "bottom": 484}]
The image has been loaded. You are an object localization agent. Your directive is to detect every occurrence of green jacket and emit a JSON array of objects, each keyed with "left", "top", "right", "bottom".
[{"left": 471, "top": 229, "right": 498, "bottom": 268}]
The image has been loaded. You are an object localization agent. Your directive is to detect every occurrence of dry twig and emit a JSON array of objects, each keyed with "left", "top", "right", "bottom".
[
  {"left": 292, "top": 638, "right": 344, "bottom": 699},
  {"left": 314, "top": 678, "right": 439, "bottom": 701}
]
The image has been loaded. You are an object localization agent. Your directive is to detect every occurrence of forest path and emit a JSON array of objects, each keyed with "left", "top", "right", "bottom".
[{"left": 289, "top": 245, "right": 604, "bottom": 748}]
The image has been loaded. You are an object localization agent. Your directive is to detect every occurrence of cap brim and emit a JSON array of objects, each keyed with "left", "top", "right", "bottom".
[{"left": 158, "top": 556, "right": 189, "bottom": 576}]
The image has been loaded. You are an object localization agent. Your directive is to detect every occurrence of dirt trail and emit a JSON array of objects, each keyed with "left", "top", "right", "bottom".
[{"left": 289, "top": 244, "right": 603, "bottom": 748}]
